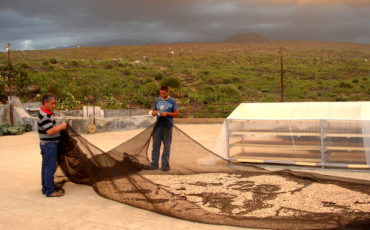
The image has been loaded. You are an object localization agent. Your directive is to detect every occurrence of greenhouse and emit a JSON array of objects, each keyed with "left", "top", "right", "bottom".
[{"left": 224, "top": 102, "right": 370, "bottom": 168}]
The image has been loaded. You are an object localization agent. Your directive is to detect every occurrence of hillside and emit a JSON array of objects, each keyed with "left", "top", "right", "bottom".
[
  {"left": 223, "top": 33, "right": 269, "bottom": 43},
  {"left": 0, "top": 41, "right": 369, "bottom": 117}
]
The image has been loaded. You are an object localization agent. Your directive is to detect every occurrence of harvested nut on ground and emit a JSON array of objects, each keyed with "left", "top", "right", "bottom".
[{"left": 143, "top": 173, "right": 370, "bottom": 217}]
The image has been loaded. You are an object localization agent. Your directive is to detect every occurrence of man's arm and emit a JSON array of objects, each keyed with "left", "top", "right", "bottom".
[
  {"left": 46, "top": 122, "right": 67, "bottom": 135},
  {"left": 159, "top": 110, "right": 179, "bottom": 118}
]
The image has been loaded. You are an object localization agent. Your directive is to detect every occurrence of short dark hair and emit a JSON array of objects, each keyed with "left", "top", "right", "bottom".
[
  {"left": 42, "top": 93, "right": 56, "bottom": 105},
  {"left": 160, "top": 85, "right": 169, "bottom": 91}
]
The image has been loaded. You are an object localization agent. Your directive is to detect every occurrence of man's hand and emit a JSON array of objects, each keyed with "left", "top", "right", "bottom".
[
  {"left": 160, "top": 112, "right": 169, "bottom": 117},
  {"left": 60, "top": 122, "right": 67, "bottom": 130},
  {"left": 151, "top": 110, "right": 158, "bottom": 116},
  {"left": 46, "top": 122, "right": 67, "bottom": 135}
]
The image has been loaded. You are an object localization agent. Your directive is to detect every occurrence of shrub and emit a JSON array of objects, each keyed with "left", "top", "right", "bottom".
[
  {"left": 201, "top": 70, "right": 209, "bottom": 75},
  {"left": 0, "top": 80, "right": 8, "bottom": 103},
  {"left": 42, "top": 61, "right": 49, "bottom": 66},
  {"left": 123, "top": 69, "right": 132, "bottom": 75},
  {"left": 56, "top": 91, "right": 81, "bottom": 110},
  {"left": 143, "top": 77, "right": 154, "bottom": 84},
  {"left": 49, "top": 58, "right": 57, "bottom": 64},
  {"left": 20, "top": 63, "right": 28, "bottom": 68},
  {"left": 352, "top": 79, "right": 359, "bottom": 83},
  {"left": 206, "top": 78, "right": 215, "bottom": 84},
  {"left": 70, "top": 61, "right": 78, "bottom": 66},
  {"left": 218, "top": 84, "right": 241, "bottom": 98},
  {"left": 160, "top": 76, "right": 181, "bottom": 89},
  {"left": 338, "top": 82, "right": 353, "bottom": 88},
  {"left": 104, "top": 96, "right": 125, "bottom": 109},
  {"left": 231, "top": 76, "right": 241, "bottom": 83},
  {"left": 154, "top": 72, "right": 163, "bottom": 81},
  {"left": 182, "top": 69, "right": 190, "bottom": 75},
  {"left": 200, "top": 85, "right": 215, "bottom": 92},
  {"left": 335, "top": 95, "right": 348, "bottom": 101},
  {"left": 105, "top": 64, "right": 113, "bottom": 69},
  {"left": 142, "top": 81, "right": 158, "bottom": 97},
  {"left": 222, "top": 77, "right": 232, "bottom": 84}
]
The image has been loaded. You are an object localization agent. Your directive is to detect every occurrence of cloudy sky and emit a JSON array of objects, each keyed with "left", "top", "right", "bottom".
[{"left": 1, "top": 0, "right": 369, "bottom": 50}]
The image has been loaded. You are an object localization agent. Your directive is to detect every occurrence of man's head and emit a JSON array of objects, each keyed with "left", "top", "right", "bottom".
[
  {"left": 42, "top": 93, "right": 57, "bottom": 112},
  {"left": 159, "top": 85, "right": 169, "bottom": 99}
]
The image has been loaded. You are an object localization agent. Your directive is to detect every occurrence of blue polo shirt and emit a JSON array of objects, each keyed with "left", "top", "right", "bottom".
[{"left": 152, "top": 96, "right": 178, "bottom": 124}]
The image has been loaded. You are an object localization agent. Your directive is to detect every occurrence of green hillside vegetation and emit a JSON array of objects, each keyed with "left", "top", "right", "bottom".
[{"left": 0, "top": 41, "right": 369, "bottom": 117}]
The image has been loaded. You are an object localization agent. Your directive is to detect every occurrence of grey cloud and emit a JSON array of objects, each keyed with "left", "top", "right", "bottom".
[{"left": 0, "top": 0, "right": 369, "bottom": 50}]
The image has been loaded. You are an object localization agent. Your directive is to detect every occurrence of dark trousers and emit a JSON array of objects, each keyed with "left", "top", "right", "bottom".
[
  {"left": 40, "top": 142, "right": 58, "bottom": 196},
  {"left": 151, "top": 121, "right": 173, "bottom": 169}
]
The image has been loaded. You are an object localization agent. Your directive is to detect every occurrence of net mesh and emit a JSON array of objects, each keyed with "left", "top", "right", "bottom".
[{"left": 56, "top": 120, "right": 370, "bottom": 229}]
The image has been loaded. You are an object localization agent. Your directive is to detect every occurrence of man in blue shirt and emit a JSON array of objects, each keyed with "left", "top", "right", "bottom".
[{"left": 146, "top": 85, "right": 179, "bottom": 171}]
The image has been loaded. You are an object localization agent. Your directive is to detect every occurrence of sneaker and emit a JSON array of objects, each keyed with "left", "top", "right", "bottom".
[
  {"left": 47, "top": 191, "right": 64, "bottom": 197},
  {"left": 144, "top": 165, "right": 158, "bottom": 170},
  {"left": 160, "top": 166, "right": 170, "bottom": 171}
]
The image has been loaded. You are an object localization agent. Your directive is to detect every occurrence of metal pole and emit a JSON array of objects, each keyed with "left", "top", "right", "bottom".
[
  {"left": 7, "top": 43, "right": 14, "bottom": 126},
  {"left": 279, "top": 47, "right": 284, "bottom": 102},
  {"left": 225, "top": 120, "right": 231, "bottom": 162},
  {"left": 320, "top": 120, "right": 325, "bottom": 169},
  {"left": 93, "top": 104, "right": 95, "bottom": 125},
  {"left": 129, "top": 93, "right": 132, "bottom": 117}
]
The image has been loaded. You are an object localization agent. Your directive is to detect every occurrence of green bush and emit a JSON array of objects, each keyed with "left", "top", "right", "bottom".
[
  {"left": 21, "top": 63, "right": 28, "bottom": 68},
  {"left": 218, "top": 84, "right": 241, "bottom": 98},
  {"left": 231, "top": 76, "right": 241, "bottom": 83},
  {"left": 49, "top": 58, "right": 57, "bottom": 64},
  {"left": 123, "top": 69, "right": 132, "bottom": 75},
  {"left": 70, "top": 61, "right": 78, "bottom": 66},
  {"left": 154, "top": 72, "right": 163, "bottom": 81},
  {"left": 56, "top": 91, "right": 81, "bottom": 110},
  {"left": 338, "top": 82, "right": 353, "bottom": 88},
  {"left": 143, "top": 77, "right": 154, "bottom": 84},
  {"left": 200, "top": 85, "right": 215, "bottom": 92},
  {"left": 222, "top": 77, "right": 232, "bottom": 84},
  {"left": 352, "top": 79, "right": 359, "bottom": 83},
  {"left": 142, "top": 81, "right": 158, "bottom": 97},
  {"left": 105, "top": 64, "right": 113, "bottom": 69},
  {"left": 103, "top": 96, "right": 125, "bottom": 109},
  {"left": 42, "top": 61, "right": 49, "bottom": 66},
  {"left": 335, "top": 95, "right": 348, "bottom": 101},
  {"left": 0, "top": 80, "right": 7, "bottom": 103},
  {"left": 160, "top": 76, "right": 181, "bottom": 89}
]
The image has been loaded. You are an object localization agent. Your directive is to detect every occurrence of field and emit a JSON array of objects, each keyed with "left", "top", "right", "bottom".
[{"left": 0, "top": 41, "right": 369, "bottom": 117}]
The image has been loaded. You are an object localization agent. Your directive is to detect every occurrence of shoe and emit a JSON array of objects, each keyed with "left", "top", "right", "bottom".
[
  {"left": 144, "top": 165, "right": 158, "bottom": 170},
  {"left": 47, "top": 191, "right": 64, "bottom": 197},
  {"left": 160, "top": 167, "right": 170, "bottom": 171}
]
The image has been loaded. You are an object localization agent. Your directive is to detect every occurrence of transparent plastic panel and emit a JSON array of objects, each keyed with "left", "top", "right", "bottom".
[
  {"left": 325, "top": 120, "right": 367, "bottom": 165},
  {"left": 227, "top": 119, "right": 322, "bottom": 163}
]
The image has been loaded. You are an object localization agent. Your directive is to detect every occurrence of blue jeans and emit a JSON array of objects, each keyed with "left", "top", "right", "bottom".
[
  {"left": 151, "top": 120, "right": 173, "bottom": 169},
  {"left": 40, "top": 142, "right": 58, "bottom": 196}
]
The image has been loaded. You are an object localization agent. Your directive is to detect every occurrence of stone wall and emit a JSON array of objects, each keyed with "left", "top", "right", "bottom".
[{"left": 0, "top": 97, "right": 156, "bottom": 133}]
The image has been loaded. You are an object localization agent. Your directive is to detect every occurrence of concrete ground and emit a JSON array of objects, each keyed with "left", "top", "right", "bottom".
[{"left": 0, "top": 124, "right": 369, "bottom": 230}]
